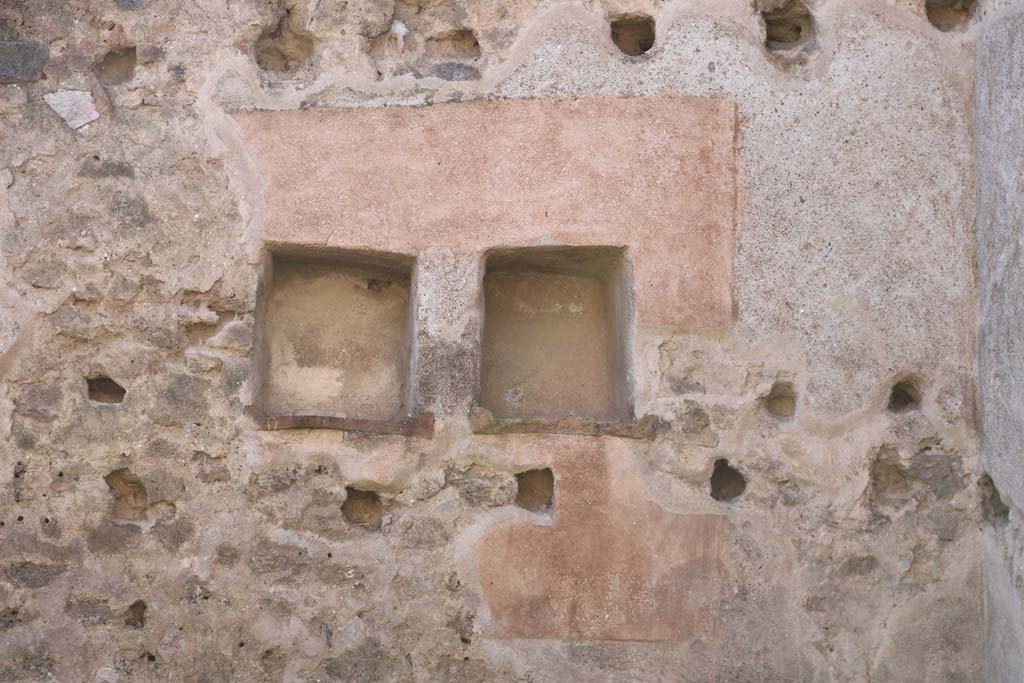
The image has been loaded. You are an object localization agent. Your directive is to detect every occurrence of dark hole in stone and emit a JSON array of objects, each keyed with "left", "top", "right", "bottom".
[
  {"left": 341, "top": 487, "right": 382, "bottom": 531},
  {"left": 88, "top": 376, "right": 126, "bottom": 404},
  {"left": 887, "top": 378, "right": 921, "bottom": 413},
  {"left": 763, "top": 380, "right": 796, "bottom": 418},
  {"left": 145, "top": 652, "right": 156, "bottom": 662},
  {"left": 610, "top": 14, "right": 655, "bottom": 56},
  {"left": 763, "top": 0, "right": 815, "bottom": 51},
  {"left": 979, "top": 473, "right": 1010, "bottom": 525},
  {"left": 710, "top": 459, "right": 746, "bottom": 502},
  {"left": 254, "top": 9, "right": 315, "bottom": 72},
  {"left": 124, "top": 600, "right": 146, "bottom": 628},
  {"left": 515, "top": 468, "right": 554, "bottom": 514},
  {"left": 13, "top": 461, "right": 25, "bottom": 478},
  {"left": 425, "top": 29, "right": 481, "bottom": 59},
  {"left": 239, "top": 641, "right": 245, "bottom": 648},
  {"left": 926, "top": 0, "right": 975, "bottom": 31},
  {"left": 16, "top": 515, "right": 23, "bottom": 522},
  {"left": 104, "top": 468, "right": 149, "bottom": 520},
  {"left": 98, "top": 46, "right": 136, "bottom": 85}
]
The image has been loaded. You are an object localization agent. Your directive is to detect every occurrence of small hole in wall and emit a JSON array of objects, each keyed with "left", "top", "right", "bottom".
[
  {"left": 104, "top": 468, "right": 149, "bottom": 520},
  {"left": 710, "top": 459, "right": 746, "bottom": 502},
  {"left": 342, "top": 487, "right": 383, "bottom": 531},
  {"left": 515, "top": 468, "right": 554, "bottom": 514},
  {"left": 763, "top": 0, "right": 815, "bottom": 51},
  {"left": 763, "top": 381, "right": 796, "bottom": 419},
  {"left": 425, "top": 29, "right": 481, "bottom": 59},
  {"left": 610, "top": 14, "right": 655, "bottom": 56},
  {"left": 88, "top": 376, "right": 126, "bottom": 404},
  {"left": 254, "top": 8, "right": 315, "bottom": 72},
  {"left": 926, "top": 0, "right": 975, "bottom": 32},
  {"left": 98, "top": 46, "right": 136, "bottom": 85},
  {"left": 979, "top": 473, "right": 1010, "bottom": 525},
  {"left": 124, "top": 599, "right": 146, "bottom": 628},
  {"left": 887, "top": 378, "right": 921, "bottom": 413}
]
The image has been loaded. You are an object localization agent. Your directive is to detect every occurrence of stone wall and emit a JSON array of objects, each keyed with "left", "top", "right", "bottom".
[
  {"left": 976, "top": 0, "right": 1024, "bottom": 680},
  {"left": 0, "top": 0, "right": 994, "bottom": 681}
]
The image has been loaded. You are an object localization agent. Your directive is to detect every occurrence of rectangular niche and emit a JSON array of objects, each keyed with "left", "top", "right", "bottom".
[
  {"left": 480, "top": 246, "right": 634, "bottom": 423},
  {"left": 254, "top": 246, "right": 416, "bottom": 427}
]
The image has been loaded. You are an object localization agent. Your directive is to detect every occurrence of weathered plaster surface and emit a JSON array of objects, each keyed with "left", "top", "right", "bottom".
[
  {"left": 0, "top": 0, "right": 993, "bottom": 681},
  {"left": 476, "top": 436, "right": 727, "bottom": 642},
  {"left": 976, "top": 1, "right": 1024, "bottom": 680},
  {"left": 233, "top": 95, "right": 737, "bottom": 331}
]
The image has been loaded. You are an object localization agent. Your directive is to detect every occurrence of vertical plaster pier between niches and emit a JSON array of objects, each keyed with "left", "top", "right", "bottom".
[{"left": 233, "top": 94, "right": 737, "bottom": 641}]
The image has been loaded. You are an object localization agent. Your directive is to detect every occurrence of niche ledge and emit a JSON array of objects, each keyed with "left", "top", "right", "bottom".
[
  {"left": 244, "top": 405, "right": 434, "bottom": 438},
  {"left": 469, "top": 406, "right": 661, "bottom": 440},
  {"left": 480, "top": 246, "right": 635, "bottom": 422},
  {"left": 250, "top": 245, "right": 431, "bottom": 438}
]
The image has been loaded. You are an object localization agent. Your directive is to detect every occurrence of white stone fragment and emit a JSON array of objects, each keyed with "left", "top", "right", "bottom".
[
  {"left": 43, "top": 90, "right": 100, "bottom": 129},
  {"left": 391, "top": 20, "right": 409, "bottom": 51}
]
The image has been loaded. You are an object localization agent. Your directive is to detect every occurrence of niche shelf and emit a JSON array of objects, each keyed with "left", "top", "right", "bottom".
[
  {"left": 475, "top": 246, "right": 649, "bottom": 438},
  {"left": 246, "top": 246, "right": 432, "bottom": 437}
]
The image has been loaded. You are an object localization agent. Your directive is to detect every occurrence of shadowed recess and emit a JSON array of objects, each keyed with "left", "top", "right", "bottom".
[
  {"left": 979, "top": 474, "right": 1010, "bottom": 525},
  {"left": 98, "top": 46, "right": 136, "bottom": 85},
  {"left": 926, "top": 0, "right": 975, "bottom": 31},
  {"left": 103, "top": 468, "right": 148, "bottom": 520},
  {"left": 480, "top": 246, "right": 633, "bottom": 422},
  {"left": 88, "top": 376, "right": 126, "bottom": 404},
  {"left": 255, "top": 8, "right": 315, "bottom": 72},
  {"left": 342, "top": 487, "right": 383, "bottom": 531},
  {"left": 763, "top": 380, "right": 796, "bottom": 418},
  {"left": 425, "top": 29, "right": 480, "bottom": 58},
  {"left": 256, "top": 247, "right": 415, "bottom": 422},
  {"left": 515, "top": 468, "right": 554, "bottom": 514},
  {"left": 710, "top": 459, "right": 746, "bottom": 502},
  {"left": 763, "top": 0, "right": 815, "bottom": 50},
  {"left": 610, "top": 14, "right": 655, "bottom": 56},
  {"left": 124, "top": 600, "right": 146, "bottom": 628},
  {"left": 887, "top": 378, "right": 921, "bottom": 413}
]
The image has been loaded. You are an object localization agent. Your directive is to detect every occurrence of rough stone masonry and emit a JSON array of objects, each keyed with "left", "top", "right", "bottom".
[{"left": 0, "top": 0, "right": 1022, "bottom": 681}]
